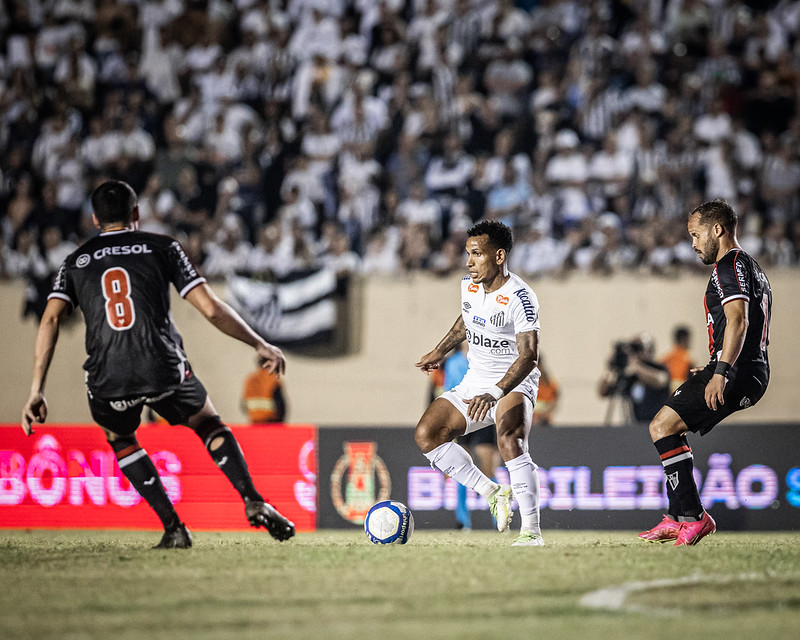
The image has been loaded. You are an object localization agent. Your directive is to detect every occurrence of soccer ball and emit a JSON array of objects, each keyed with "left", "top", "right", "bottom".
[{"left": 364, "top": 500, "right": 414, "bottom": 545}]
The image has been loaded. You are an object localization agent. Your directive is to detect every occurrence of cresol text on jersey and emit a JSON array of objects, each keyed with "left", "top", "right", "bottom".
[{"left": 77, "top": 244, "right": 153, "bottom": 267}]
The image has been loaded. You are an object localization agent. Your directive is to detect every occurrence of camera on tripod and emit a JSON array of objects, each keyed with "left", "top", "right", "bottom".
[{"left": 610, "top": 339, "right": 645, "bottom": 373}]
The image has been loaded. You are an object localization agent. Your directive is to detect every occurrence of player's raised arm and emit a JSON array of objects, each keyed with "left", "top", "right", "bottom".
[
  {"left": 185, "top": 283, "right": 286, "bottom": 376},
  {"left": 415, "top": 315, "right": 466, "bottom": 374},
  {"left": 22, "top": 297, "right": 71, "bottom": 435}
]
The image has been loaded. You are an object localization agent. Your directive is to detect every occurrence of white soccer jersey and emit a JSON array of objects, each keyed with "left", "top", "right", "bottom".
[{"left": 459, "top": 272, "right": 541, "bottom": 389}]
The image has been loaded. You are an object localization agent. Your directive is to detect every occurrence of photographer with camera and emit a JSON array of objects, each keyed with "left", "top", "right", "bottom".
[{"left": 598, "top": 333, "right": 670, "bottom": 425}]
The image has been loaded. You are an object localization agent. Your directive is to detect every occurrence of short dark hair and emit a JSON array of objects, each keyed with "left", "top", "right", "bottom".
[
  {"left": 690, "top": 198, "right": 738, "bottom": 232},
  {"left": 91, "top": 180, "right": 137, "bottom": 226},
  {"left": 467, "top": 220, "right": 513, "bottom": 253}
]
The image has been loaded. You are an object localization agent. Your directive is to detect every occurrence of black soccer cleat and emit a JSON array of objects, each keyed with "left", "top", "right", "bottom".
[
  {"left": 245, "top": 499, "right": 296, "bottom": 541},
  {"left": 152, "top": 523, "right": 193, "bottom": 549}
]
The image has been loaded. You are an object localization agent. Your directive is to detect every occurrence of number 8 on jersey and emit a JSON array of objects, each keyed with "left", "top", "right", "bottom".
[{"left": 102, "top": 267, "right": 135, "bottom": 330}]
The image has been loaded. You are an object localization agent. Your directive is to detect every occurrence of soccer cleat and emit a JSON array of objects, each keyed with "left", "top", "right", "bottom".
[
  {"left": 674, "top": 511, "right": 716, "bottom": 546},
  {"left": 638, "top": 515, "right": 681, "bottom": 543},
  {"left": 246, "top": 499, "right": 296, "bottom": 541},
  {"left": 152, "top": 523, "right": 193, "bottom": 549},
  {"left": 488, "top": 485, "right": 514, "bottom": 533},
  {"left": 511, "top": 530, "right": 545, "bottom": 547}
]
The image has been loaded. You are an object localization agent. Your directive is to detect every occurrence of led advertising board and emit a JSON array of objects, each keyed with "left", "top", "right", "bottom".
[
  {"left": 0, "top": 424, "right": 317, "bottom": 531},
  {"left": 318, "top": 425, "right": 800, "bottom": 531}
]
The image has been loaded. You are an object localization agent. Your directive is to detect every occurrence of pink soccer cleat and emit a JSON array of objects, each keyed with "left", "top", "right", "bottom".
[
  {"left": 638, "top": 515, "right": 681, "bottom": 543},
  {"left": 674, "top": 511, "right": 716, "bottom": 546}
]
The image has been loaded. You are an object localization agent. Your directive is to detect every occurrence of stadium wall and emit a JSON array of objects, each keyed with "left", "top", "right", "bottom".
[{"left": 1, "top": 272, "right": 798, "bottom": 426}]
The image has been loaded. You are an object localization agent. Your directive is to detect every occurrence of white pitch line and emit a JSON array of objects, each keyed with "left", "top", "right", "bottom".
[{"left": 579, "top": 573, "right": 762, "bottom": 615}]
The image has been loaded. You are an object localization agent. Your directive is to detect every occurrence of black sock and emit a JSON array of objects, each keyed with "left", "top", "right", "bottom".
[
  {"left": 654, "top": 434, "right": 703, "bottom": 519},
  {"left": 193, "top": 417, "right": 262, "bottom": 503},
  {"left": 110, "top": 437, "right": 180, "bottom": 530}
]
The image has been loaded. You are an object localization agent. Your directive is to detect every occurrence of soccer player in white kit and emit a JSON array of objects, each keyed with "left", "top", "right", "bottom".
[{"left": 415, "top": 221, "right": 544, "bottom": 546}]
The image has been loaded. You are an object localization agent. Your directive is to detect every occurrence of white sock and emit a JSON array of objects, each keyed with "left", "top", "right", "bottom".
[
  {"left": 424, "top": 441, "right": 498, "bottom": 498},
  {"left": 506, "top": 452, "right": 541, "bottom": 534}
]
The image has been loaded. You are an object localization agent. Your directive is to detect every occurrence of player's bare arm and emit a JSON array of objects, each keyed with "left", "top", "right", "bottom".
[
  {"left": 186, "top": 283, "right": 286, "bottom": 376},
  {"left": 21, "top": 298, "right": 71, "bottom": 435},
  {"left": 415, "top": 316, "right": 466, "bottom": 374},
  {"left": 465, "top": 330, "right": 539, "bottom": 422},
  {"left": 706, "top": 299, "right": 748, "bottom": 411}
]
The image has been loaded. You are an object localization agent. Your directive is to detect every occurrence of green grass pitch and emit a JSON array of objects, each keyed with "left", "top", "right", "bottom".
[{"left": 1, "top": 529, "right": 798, "bottom": 640}]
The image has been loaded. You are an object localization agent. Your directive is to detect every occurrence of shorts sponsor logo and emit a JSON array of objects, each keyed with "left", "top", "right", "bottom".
[
  {"left": 496, "top": 295, "right": 509, "bottom": 305},
  {"left": 468, "top": 283, "right": 479, "bottom": 293},
  {"left": 740, "top": 397, "right": 752, "bottom": 408},
  {"left": 473, "top": 316, "right": 486, "bottom": 327},
  {"left": 76, "top": 254, "right": 91, "bottom": 268},
  {"left": 108, "top": 389, "right": 175, "bottom": 412}
]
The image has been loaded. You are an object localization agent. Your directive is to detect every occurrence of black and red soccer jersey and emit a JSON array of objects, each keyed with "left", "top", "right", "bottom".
[
  {"left": 49, "top": 229, "right": 206, "bottom": 398},
  {"left": 703, "top": 248, "right": 771, "bottom": 371}
]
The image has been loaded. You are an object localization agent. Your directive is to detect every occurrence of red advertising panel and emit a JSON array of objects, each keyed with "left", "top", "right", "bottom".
[{"left": 0, "top": 424, "right": 317, "bottom": 531}]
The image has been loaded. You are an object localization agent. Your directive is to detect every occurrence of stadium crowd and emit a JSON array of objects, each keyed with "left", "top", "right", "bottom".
[{"left": 2, "top": 0, "right": 800, "bottom": 300}]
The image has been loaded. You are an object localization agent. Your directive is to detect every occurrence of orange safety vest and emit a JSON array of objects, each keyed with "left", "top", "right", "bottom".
[{"left": 242, "top": 369, "right": 282, "bottom": 423}]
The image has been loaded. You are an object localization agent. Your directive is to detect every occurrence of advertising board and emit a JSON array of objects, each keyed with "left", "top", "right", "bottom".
[
  {"left": 0, "top": 424, "right": 317, "bottom": 531},
  {"left": 318, "top": 425, "right": 800, "bottom": 531}
]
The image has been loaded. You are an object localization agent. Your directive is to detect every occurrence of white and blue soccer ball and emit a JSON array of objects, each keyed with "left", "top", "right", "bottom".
[{"left": 364, "top": 500, "right": 414, "bottom": 545}]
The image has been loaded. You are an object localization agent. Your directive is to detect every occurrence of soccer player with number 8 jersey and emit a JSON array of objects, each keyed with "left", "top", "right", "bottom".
[
  {"left": 21, "top": 180, "right": 295, "bottom": 548},
  {"left": 640, "top": 199, "right": 772, "bottom": 546}
]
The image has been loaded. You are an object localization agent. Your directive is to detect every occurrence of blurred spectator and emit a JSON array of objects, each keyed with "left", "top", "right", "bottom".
[
  {"left": 1, "top": 0, "right": 799, "bottom": 291},
  {"left": 202, "top": 214, "right": 252, "bottom": 280},
  {"left": 241, "top": 357, "right": 287, "bottom": 424},
  {"left": 532, "top": 355, "right": 560, "bottom": 427},
  {"left": 660, "top": 325, "right": 695, "bottom": 393}
]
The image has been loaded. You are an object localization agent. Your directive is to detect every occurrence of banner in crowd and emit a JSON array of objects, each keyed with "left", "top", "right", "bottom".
[
  {"left": 317, "top": 425, "right": 800, "bottom": 531},
  {"left": 226, "top": 269, "right": 338, "bottom": 346},
  {"left": 0, "top": 424, "right": 317, "bottom": 531}
]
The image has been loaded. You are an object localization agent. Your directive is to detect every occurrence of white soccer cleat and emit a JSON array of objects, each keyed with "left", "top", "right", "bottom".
[
  {"left": 488, "top": 484, "right": 514, "bottom": 532},
  {"left": 511, "top": 530, "right": 545, "bottom": 547}
]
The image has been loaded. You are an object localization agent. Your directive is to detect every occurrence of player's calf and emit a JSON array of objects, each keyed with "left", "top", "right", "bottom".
[
  {"left": 108, "top": 435, "right": 183, "bottom": 536},
  {"left": 191, "top": 415, "right": 263, "bottom": 503}
]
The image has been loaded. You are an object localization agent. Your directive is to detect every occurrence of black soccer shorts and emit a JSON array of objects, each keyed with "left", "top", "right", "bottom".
[
  {"left": 88, "top": 374, "right": 208, "bottom": 436},
  {"left": 664, "top": 363, "right": 769, "bottom": 435}
]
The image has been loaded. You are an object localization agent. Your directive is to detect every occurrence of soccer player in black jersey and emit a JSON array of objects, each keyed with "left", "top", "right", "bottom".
[
  {"left": 21, "top": 180, "right": 295, "bottom": 548},
  {"left": 639, "top": 199, "right": 771, "bottom": 546}
]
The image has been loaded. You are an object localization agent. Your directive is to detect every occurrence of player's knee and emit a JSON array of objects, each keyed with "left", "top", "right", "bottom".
[
  {"left": 415, "top": 420, "right": 444, "bottom": 454},
  {"left": 496, "top": 427, "right": 526, "bottom": 459},
  {"left": 649, "top": 410, "right": 681, "bottom": 442},
  {"left": 191, "top": 415, "right": 228, "bottom": 450}
]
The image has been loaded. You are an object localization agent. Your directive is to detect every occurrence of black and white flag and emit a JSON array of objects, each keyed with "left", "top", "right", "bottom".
[{"left": 226, "top": 268, "right": 338, "bottom": 346}]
